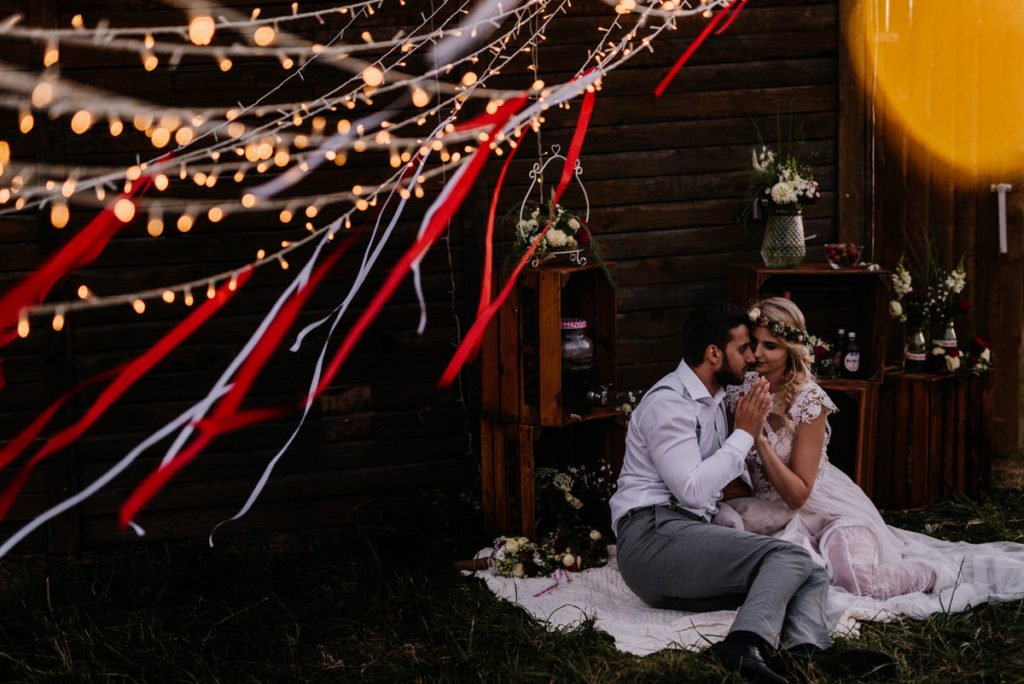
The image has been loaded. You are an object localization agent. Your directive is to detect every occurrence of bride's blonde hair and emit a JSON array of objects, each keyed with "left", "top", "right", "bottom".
[{"left": 752, "top": 296, "right": 815, "bottom": 416}]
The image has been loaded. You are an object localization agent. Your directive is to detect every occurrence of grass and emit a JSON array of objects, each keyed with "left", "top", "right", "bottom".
[{"left": 1, "top": 483, "right": 1024, "bottom": 682}]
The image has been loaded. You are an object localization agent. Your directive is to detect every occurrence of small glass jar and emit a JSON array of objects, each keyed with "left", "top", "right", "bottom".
[{"left": 561, "top": 318, "right": 594, "bottom": 415}]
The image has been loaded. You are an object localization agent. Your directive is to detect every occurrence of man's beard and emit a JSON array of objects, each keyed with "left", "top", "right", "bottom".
[{"left": 714, "top": 362, "right": 746, "bottom": 387}]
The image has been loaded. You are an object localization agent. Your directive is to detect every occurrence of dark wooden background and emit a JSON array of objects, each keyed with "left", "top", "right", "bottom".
[{"left": 0, "top": 0, "right": 1017, "bottom": 553}]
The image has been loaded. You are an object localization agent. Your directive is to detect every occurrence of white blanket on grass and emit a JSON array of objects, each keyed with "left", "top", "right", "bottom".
[{"left": 469, "top": 545, "right": 942, "bottom": 656}]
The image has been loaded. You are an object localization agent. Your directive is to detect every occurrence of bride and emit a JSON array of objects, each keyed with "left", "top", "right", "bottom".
[{"left": 722, "top": 296, "right": 1024, "bottom": 610}]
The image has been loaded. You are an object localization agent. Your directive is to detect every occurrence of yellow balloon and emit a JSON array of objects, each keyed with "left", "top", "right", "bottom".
[{"left": 849, "top": 0, "right": 1024, "bottom": 179}]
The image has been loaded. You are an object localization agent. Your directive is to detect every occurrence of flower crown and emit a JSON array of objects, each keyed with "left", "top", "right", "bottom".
[{"left": 748, "top": 307, "right": 809, "bottom": 345}]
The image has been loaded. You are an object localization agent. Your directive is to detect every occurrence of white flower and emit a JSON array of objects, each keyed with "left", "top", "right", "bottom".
[
  {"left": 505, "top": 539, "right": 520, "bottom": 554},
  {"left": 562, "top": 553, "right": 576, "bottom": 567},
  {"left": 546, "top": 228, "right": 568, "bottom": 248},
  {"left": 748, "top": 307, "right": 761, "bottom": 321},
  {"left": 566, "top": 236, "right": 577, "bottom": 248},
  {"left": 931, "top": 347, "right": 944, "bottom": 356},
  {"left": 980, "top": 348, "right": 991, "bottom": 362},
  {"left": 513, "top": 563, "right": 525, "bottom": 578},
  {"left": 770, "top": 181, "right": 798, "bottom": 205},
  {"left": 569, "top": 496, "right": 584, "bottom": 510},
  {"left": 567, "top": 217, "right": 580, "bottom": 231},
  {"left": 946, "top": 355, "right": 961, "bottom": 372},
  {"left": 589, "top": 529, "right": 602, "bottom": 541},
  {"left": 888, "top": 300, "right": 903, "bottom": 318}
]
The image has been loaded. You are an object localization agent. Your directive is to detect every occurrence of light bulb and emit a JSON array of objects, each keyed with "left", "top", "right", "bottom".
[
  {"left": 412, "top": 88, "right": 430, "bottom": 108},
  {"left": 51, "top": 203, "right": 70, "bottom": 228},
  {"left": 19, "top": 111, "right": 34, "bottom": 134},
  {"left": 208, "top": 206, "right": 224, "bottom": 222},
  {"left": 52, "top": 312, "right": 65, "bottom": 332},
  {"left": 362, "top": 66, "right": 384, "bottom": 87},
  {"left": 147, "top": 217, "right": 164, "bottom": 236},
  {"left": 77, "top": 284, "right": 90, "bottom": 299},
  {"left": 154, "top": 174, "right": 169, "bottom": 191},
  {"left": 188, "top": 16, "right": 216, "bottom": 46},
  {"left": 132, "top": 299, "right": 146, "bottom": 314},
  {"left": 43, "top": 44, "right": 59, "bottom": 67},
  {"left": 175, "top": 127, "right": 194, "bottom": 146},
  {"left": 31, "top": 81, "right": 54, "bottom": 108},
  {"left": 114, "top": 199, "right": 136, "bottom": 222},
  {"left": 162, "top": 290, "right": 175, "bottom": 303},
  {"left": 254, "top": 26, "right": 275, "bottom": 46},
  {"left": 177, "top": 214, "right": 193, "bottom": 232},
  {"left": 109, "top": 118, "right": 124, "bottom": 136},
  {"left": 142, "top": 52, "right": 159, "bottom": 71},
  {"left": 17, "top": 315, "right": 29, "bottom": 338}
]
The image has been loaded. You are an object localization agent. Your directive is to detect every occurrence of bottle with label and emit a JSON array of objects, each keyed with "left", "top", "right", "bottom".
[
  {"left": 904, "top": 328, "right": 927, "bottom": 372},
  {"left": 832, "top": 328, "right": 847, "bottom": 371},
  {"left": 842, "top": 331, "right": 861, "bottom": 378},
  {"left": 561, "top": 318, "right": 594, "bottom": 415}
]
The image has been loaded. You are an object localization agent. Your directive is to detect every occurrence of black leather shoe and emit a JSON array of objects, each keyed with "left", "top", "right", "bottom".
[
  {"left": 782, "top": 645, "right": 897, "bottom": 681},
  {"left": 704, "top": 640, "right": 790, "bottom": 684}
]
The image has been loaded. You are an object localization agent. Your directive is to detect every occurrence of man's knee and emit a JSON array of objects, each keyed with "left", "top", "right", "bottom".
[{"left": 763, "top": 540, "right": 817, "bottom": 576}]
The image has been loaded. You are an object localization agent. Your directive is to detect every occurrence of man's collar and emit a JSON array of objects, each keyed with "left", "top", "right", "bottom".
[{"left": 674, "top": 359, "right": 721, "bottom": 403}]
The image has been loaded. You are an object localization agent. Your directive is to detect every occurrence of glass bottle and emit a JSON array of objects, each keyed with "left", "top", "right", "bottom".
[
  {"left": 842, "top": 331, "right": 861, "bottom": 378},
  {"left": 561, "top": 318, "right": 594, "bottom": 415},
  {"left": 832, "top": 328, "right": 847, "bottom": 371},
  {"left": 938, "top": 319, "right": 958, "bottom": 351},
  {"left": 904, "top": 328, "right": 927, "bottom": 373}
]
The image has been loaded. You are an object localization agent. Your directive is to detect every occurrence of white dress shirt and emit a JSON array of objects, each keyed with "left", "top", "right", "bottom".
[{"left": 610, "top": 359, "right": 754, "bottom": 533}]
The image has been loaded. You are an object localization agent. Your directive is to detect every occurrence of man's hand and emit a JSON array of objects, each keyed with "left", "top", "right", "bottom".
[
  {"left": 721, "top": 477, "right": 751, "bottom": 500},
  {"left": 734, "top": 376, "right": 772, "bottom": 436}
]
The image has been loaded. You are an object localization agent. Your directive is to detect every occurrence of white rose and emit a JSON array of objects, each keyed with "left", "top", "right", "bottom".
[
  {"left": 888, "top": 301, "right": 903, "bottom": 318},
  {"left": 546, "top": 229, "right": 568, "bottom": 247},
  {"left": 946, "top": 355, "right": 961, "bottom": 372},
  {"left": 562, "top": 554, "right": 576, "bottom": 568},
  {"left": 980, "top": 349, "right": 991, "bottom": 361},
  {"left": 748, "top": 307, "right": 761, "bottom": 321},
  {"left": 589, "top": 529, "right": 602, "bottom": 541},
  {"left": 770, "top": 181, "right": 798, "bottom": 205},
  {"left": 567, "top": 217, "right": 580, "bottom": 230},
  {"left": 513, "top": 563, "right": 525, "bottom": 578},
  {"left": 505, "top": 539, "right": 520, "bottom": 554}
]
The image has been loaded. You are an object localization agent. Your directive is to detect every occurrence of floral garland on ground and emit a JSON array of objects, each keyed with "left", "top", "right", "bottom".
[{"left": 490, "top": 461, "right": 615, "bottom": 578}]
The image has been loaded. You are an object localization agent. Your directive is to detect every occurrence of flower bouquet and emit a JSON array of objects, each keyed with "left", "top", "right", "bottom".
[
  {"left": 489, "top": 461, "right": 615, "bottom": 579},
  {"left": 750, "top": 144, "right": 820, "bottom": 267}
]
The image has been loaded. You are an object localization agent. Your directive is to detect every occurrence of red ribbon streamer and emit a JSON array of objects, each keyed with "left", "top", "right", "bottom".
[
  {"left": 309, "top": 95, "right": 529, "bottom": 400},
  {"left": 0, "top": 268, "right": 249, "bottom": 523},
  {"left": 118, "top": 234, "right": 359, "bottom": 528},
  {"left": 714, "top": 0, "right": 748, "bottom": 35},
  {"left": 466, "top": 128, "right": 530, "bottom": 363},
  {"left": 654, "top": 4, "right": 733, "bottom": 97},
  {"left": 0, "top": 365, "right": 122, "bottom": 473},
  {"left": 438, "top": 87, "right": 597, "bottom": 388},
  {"left": 0, "top": 163, "right": 165, "bottom": 387}
]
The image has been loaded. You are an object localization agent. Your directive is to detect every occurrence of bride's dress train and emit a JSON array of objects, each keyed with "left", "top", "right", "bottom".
[{"left": 725, "top": 373, "right": 1024, "bottom": 621}]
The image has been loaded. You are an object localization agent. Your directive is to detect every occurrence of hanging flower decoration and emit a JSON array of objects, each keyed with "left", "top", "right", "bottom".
[{"left": 512, "top": 199, "right": 591, "bottom": 260}]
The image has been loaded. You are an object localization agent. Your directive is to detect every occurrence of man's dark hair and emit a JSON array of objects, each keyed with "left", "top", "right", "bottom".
[{"left": 681, "top": 300, "right": 750, "bottom": 366}]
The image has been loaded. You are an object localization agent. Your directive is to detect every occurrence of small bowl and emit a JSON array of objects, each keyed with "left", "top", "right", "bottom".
[{"left": 824, "top": 243, "right": 863, "bottom": 269}]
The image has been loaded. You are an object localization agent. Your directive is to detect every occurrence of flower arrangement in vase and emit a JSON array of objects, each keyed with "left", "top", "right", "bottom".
[{"left": 750, "top": 144, "right": 821, "bottom": 268}]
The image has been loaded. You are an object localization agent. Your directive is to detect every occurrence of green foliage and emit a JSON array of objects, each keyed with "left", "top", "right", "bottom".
[{"left": 1, "top": 486, "right": 1023, "bottom": 681}]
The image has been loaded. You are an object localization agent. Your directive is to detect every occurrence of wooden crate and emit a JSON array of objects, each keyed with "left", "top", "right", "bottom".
[
  {"left": 481, "top": 262, "right": 616, "bottom": 427},
  {"left": 819, "top": 379, "right": 878, "bottom": 495},
  {"left": 874, "top": 371, "right": 992, "bottom": 509},
  {"left": 725, "top": 263, "right": 891, "bottom": 492},
  {"left": 726, "top": 263, "right": 891, "bottom": 381},
  {"left": 480, "top": 414, "right": 624, "bottom": 537}
]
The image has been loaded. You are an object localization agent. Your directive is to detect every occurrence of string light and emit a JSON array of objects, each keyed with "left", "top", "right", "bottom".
[
  {"left": 113, "top": 198, "right": 136, "bottom": 222},
  {"left": 51, "top": 202, "right": 69, "bottom": 228},
  {"left": 52, "top": 310, "right": 65, "bottom": 332},
  {"left": 188, "top": 16, "right": 216, "bottom": 46},
  {"left": 132, "top": 298, "right": 146, "bottom": 314}
]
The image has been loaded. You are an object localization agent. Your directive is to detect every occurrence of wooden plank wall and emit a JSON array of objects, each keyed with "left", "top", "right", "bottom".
[
  {"left": 0, "top": 0, "right": 842, "bottom": 551},
  {"left": 839, "top": 0, "right": 1023, "bottom": 456}
]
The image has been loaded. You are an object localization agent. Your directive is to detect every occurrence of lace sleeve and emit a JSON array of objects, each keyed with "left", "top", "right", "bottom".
[
  {"left": 725, "top": 372, "right": 760, "bottom": 413},
  {"left": 788, "top": 381, "right": 838, "bottom": 425}
]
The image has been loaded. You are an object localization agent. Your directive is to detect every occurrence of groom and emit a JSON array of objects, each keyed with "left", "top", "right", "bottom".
[{"left": 610, "top": 301, "right": 894, "bottom": 682}]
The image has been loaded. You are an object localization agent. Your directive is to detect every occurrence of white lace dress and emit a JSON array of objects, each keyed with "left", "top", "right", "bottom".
[{"left": 727, "top": 372, "right": 1024, "bottom": 620}]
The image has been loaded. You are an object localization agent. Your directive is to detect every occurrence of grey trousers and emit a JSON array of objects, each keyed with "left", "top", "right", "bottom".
[{"left": 616, "top": 504, "right": 832, "bottom": 649}]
